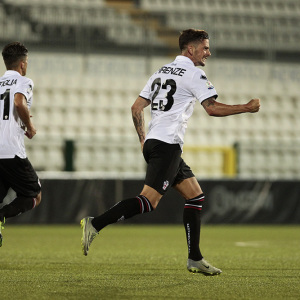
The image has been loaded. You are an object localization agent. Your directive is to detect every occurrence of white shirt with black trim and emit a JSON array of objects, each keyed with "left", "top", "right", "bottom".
[
  {"left": 140, "top": 55, "right": 218, "bottom": 148},
  {"left": 0, "top": 70, "right": 34, "bottom": 159}
]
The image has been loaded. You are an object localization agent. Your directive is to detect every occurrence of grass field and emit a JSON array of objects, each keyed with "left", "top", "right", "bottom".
[{"left": 0, "top": 224, "right": 299, "bottom": 300}]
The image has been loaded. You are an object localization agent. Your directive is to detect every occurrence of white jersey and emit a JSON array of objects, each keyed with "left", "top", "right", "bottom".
[
  {"left": 140, "top": 55, "right": 218, "bottom": 148},
  {"left": 0, "top": 70, "right": 34, "bottom": 159}
]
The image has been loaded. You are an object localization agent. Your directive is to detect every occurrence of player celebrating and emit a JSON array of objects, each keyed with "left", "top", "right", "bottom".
[
  {"left": 0, "top": 42, "right": 41, "bottom": 247},
  {"left": 81, "top": 29, "right": 260, "bottom": 275}
]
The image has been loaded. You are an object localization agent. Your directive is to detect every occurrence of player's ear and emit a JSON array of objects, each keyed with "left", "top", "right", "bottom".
[
  {"left": 188, "top": 45, "right": 193, "bottom": 56},
  {"left": 20, "top": 60, "right": 26, "bottom": 75}
]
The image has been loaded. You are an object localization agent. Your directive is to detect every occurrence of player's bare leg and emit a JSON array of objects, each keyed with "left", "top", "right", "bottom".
[{"left": 140, "top": 185, "right": 163, "bottom": 209}]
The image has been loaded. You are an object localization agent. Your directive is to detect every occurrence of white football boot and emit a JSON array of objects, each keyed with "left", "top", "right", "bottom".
[
  {"left": 187, "top": 258, "right": 222, "bottom": 275},
  {"left": 80, "top": 217, "right": 98, "bottom": 256}
]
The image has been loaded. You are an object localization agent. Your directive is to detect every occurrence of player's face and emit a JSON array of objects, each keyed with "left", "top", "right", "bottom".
[{"left": 192, "top": 39, "right": 211, "bottom": 67}]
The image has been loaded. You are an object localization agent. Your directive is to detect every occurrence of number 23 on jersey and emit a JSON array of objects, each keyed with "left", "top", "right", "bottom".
[{"left": 151, "top": 78, "right": 176, "bottom": 112}]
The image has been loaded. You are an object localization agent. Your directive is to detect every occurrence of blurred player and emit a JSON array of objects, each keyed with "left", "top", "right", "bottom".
[
  {"left": 81, "top": 29, "right": 260, "bottom": 275},
  {"left": 0, "top": 42, "right": 41, "bottom": 247}
]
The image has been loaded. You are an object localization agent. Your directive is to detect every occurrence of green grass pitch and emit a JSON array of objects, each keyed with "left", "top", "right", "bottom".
[{"left": 0, "top": 224, "right": 299, "bottom": 299}]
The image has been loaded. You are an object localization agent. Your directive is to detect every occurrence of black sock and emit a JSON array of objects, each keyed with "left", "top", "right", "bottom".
[
  {"left": 0, "top": 197, "right": 36, "bottom": 219},
  {"left": 183, "top": 194, "right": 205, "bottom": 261},
  {"left": 91, "top": 195, "right": 153, "bottom": 232}
]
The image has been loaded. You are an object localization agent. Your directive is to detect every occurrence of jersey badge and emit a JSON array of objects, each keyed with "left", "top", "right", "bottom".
[
  {"left": 27, "top": 84, "right": 33, "bottom": 94},
  {"left": 206, "top": 81, "right": 214, "bottom": 89}
]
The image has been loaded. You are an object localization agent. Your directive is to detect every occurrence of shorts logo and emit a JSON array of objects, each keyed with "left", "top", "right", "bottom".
[{"left": 162, "top": 180, "right": 169, "bottom": 191}]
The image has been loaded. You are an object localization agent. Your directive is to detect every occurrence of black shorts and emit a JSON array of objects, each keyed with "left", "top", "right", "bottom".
[
  {"left": 143, "top": 139, "right": 194, "bottom": 195},
  {"left": 0, "top": 156, "right": 41, "bottom": 201}
]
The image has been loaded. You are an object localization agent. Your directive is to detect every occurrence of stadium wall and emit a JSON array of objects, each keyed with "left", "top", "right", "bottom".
[{"left": 4, "top": 178, "right": 300, "bottom": 225}]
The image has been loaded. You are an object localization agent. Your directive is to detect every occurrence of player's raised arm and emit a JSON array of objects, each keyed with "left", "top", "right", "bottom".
[
  {"left": 201, "top": 96, "right": 260, "bottom": 117},
  {"left": 131, "top": 96, "right": 151, "bottom": 151},
  {"left": 14, "top": 92, "right": 36, "bottom": 139}
]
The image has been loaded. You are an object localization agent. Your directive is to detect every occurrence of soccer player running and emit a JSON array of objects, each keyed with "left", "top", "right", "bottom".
[
  {"left": 0, "top": 42, "right": 41, "bottom": 247},
  {"left": 81, "top": 29, "right": 260, "bottom": 275}
]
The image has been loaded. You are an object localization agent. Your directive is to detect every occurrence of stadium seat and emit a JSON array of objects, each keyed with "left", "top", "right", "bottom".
[{"left": 2, "top": 0, "right": 298, "bottom": 177}]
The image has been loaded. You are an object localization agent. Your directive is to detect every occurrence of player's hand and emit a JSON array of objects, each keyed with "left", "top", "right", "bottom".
[
  {"left": 25, "top": 125, "right": 37, "bottom": 139},
  {"left": 247, "top": 98, "right": 260, "bottom": 113}
]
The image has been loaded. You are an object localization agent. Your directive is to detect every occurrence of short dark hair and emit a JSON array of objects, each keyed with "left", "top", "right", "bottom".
[
  {"left": 179, "top": 29, "right": 209, "bottom": 51},
  {"left": 2, "top": 42, "right": 28, "bottom": 69}
]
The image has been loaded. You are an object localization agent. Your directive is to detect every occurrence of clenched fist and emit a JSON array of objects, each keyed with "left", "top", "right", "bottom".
[{"left": 247, "top": 98, "right": 260, "bottom": 113}]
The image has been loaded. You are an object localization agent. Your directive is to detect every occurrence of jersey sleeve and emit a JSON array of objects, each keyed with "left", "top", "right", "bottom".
[
  {"left": 15, "top": 77, "right": 34, "bottom": 108},
  {"left": 190, "top": 69, "right": 218, "bottom": 103},
  {"left": 139, "top": 76, "right": 152, "bottom": 101}
]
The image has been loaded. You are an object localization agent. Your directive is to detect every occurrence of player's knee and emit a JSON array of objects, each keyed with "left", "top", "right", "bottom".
[
  {"left": 35, "top": 191, "right": 42, "bottom": 206},
  {"left": 148, "top": 198, "right": 159, "bottom": 210},
  {"left": 140, "top": 188, "right": 162, "bottom": 210},
  {"left": 137, "top": 194, "right": 157, "bottom": 211}
]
